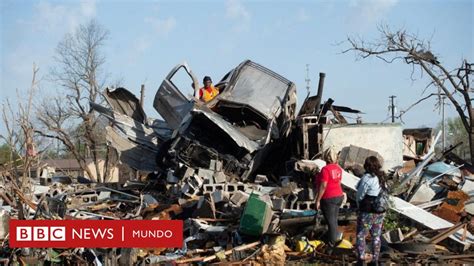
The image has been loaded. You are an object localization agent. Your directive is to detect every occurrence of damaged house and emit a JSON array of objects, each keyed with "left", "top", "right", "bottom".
[{"left": 403, "top": 128, "right": 435, "bottom": 160}]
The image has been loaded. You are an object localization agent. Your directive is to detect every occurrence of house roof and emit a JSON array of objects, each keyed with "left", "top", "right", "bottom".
[
  {"left": 403, "top": 128, "right": 434, "bottom": 140},
  {"left": 38, "top": 159, "right": 95, "bottom": 170}
]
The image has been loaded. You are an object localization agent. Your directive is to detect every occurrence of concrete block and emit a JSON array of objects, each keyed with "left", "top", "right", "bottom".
[
  {"left": 229, "top": 183, "right": 248, "bottom": 194},
  {"left": 209, "top": 160, "right": 223, "bottom": 171},
  {"left": 182, "top": 174, "right": 204, "bottom": 196},
  {"left": 215, "top": 160, "right": 223, "bottom": 172},
  {"left": 203, "top": 184, "right": 226, "bottom": 193},
  {"left": 272, "top": 198, "right": 286, "bottom": 211},
  {"left": 244, "top": 184, "right": 262, "bottom": 194},
  {"left": 166, "top": 170, "right": 179, "bottom": 184},
  {"left": 307, "top": 188, "right": 315, "bottom": 201},
  {"left": 211, "top": 190, "right": 230, "bottom": 203},
  {"left": 203, "top": 176, "right": 213, "bottom": 185},
  {"left": 183, "top": 167, "right": 195, "bottom": 179},
  {"left": 191, "top": 174, "right": 204, "bottom": 187},
  {"left": 169, "top": 184, "right": 181, "bottom": 195},
  {"left": 193, "top": 195, "right": 216, "bottom": 219},
  {"left": 98, "top": 191, "right": 111, "bottom": 201},
  {"left": 204, "top": 183, "right": 254, "bottom": 196},
  {"left": 230, "top": 191, "right": 250, "bottom": 206},
  {"left": 255, "top": 175, "right": 268, "bottom": 184},
  {"left": 280, "top": 176, "right": 291, "bottom": 187},
  {"left": 209, "top": 160, "right": 216, "bottom": 171},
  {"left": 39, "top": 176, "right": 52, "bottom": 186},
  {"left": 297, "top": 188, "right": 315, "bottom": 201},
  {"left": 82, "top": 194, "right": 98, "bottom": 203},
  {"left": 382, "top": 228, "right": 404, "bottom": 244},
  {"left": 143, "top": 194, "right": 158, "bottom": 206},
  {"left": 32, "top": 194, "right": 43, "bottom": 202},
  {"left": 462, "top": 180, "right": 474, "bottom": 215},
  {"left": 267, "top": 217, "right": 279, "bottom": 233},
  {"left": 213, "top": 171, "right": 227, "bottom": 184},
  {"left": 203, "top": 184, "right": 213, "bottom": 193},
  {"left": 182, "top": 183, "right": 198, "bottom": 196},
  {"left": 198, "top": 168, "right": 215, "bottom": 182},
  {"left": 409, "top": 182, "right": 436, "bottom": 204},
  {"left": 260, "top": 186, "right": 277, "bottom": 195},
  {"left": 295, "top": 201, "right": 315, "bottom": 210},
  {"left": 0, "top": 209, "right": 10, "bottom": 239},
  {"left": 178, "top": 197, "right": 189, "bottom": 206},
  {"left": 71, "top": 193, "right": 98, "bottom": 206},
  {"left": 286, "top": 194, "right": 298, "bottom": 209},
  {"left": 74, "top": 184, "right": 89, "bottom": 191}
]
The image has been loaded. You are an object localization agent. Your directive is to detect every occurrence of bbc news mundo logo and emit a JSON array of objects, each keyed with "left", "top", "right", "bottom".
[
  {"left": 16, "top": 226, "right": 66, "bottom": 241},
  {"left": 10, "top": 220, "right": 183, "bottom": 248}
]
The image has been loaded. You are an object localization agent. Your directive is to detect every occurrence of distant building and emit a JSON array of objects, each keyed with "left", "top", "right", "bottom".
[
  {"left": 403, "top": 128, "right": 435, "bottom": 160},
  {"left": 35, "top": 159, "right": 119, "bottom": 182},
  {"left": 321, "top": 123, "right": 404, "bottom": 170}
]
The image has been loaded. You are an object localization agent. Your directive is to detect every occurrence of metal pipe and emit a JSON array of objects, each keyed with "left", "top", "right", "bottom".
[
  {"left": 425, "top": 164, "right": 464, "bottom": 185},
  {"left": 140, "top": 84, "right": 145, "bottom": 109},
  {"left": 314, "top": 72, "right": 325, "bottom": 114},
  {"left": 95, "top": 186, "right": 140, "bottom": 199}
]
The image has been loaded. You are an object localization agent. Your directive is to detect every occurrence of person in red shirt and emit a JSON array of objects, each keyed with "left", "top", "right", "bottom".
[{"left": 315, "top": 148, "right": 344, "bottom": 248}]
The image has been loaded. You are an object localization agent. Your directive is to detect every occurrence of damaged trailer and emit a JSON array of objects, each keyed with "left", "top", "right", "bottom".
[{"left": 93, "top": 60, "right": 297, "bottom": 180}]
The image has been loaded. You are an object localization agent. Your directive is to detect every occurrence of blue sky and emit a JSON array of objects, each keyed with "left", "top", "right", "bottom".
[{"left": 1, "top": 0, "right": 473, "bottom": 134}]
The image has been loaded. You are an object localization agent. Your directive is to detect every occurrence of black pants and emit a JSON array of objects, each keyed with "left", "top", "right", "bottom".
[{"left": 320, "top": 196, "right": 344, "bottom": 247}]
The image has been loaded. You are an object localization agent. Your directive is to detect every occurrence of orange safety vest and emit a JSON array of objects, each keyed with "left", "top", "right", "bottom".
[{"left": 199, "top": 86, "right": 219, "bottom": 102}]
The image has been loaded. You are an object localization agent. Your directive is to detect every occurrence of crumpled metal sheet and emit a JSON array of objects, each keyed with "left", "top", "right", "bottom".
[
  {"left": 106, "top": 126, "right": 158, "bottom": 172},
  {"left": 182, "top": 108, "right": 260, "bottom": 153},
  {"left": 217, "top": 61, "right": 294, "bottom": 120},
  {"left": 104, "top": 87, "right": 147, "bottom": 123}
]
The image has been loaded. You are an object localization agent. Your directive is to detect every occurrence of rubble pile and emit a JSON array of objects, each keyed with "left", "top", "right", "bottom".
[{"left": 1, "top": 60, "right": 474, "bottom": 264}]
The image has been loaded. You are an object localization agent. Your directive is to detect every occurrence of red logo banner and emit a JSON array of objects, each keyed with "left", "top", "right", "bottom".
[{"left": 9, "top": 220, "right": 183, "bottom": 248}]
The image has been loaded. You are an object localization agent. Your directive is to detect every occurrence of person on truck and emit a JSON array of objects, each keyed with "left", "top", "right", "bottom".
[{"left": 199, "top": 76, "right": 219, "bottom": 102}]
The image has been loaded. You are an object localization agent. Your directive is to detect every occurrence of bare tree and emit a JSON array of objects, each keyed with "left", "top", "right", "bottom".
[
  {"left": 0, "top": 64, "right": 39, "bottom": 218},
  {"left": 343, "top": 25, "right": 474, "bottom": 163},
  {"left": 36, "top": 20, "right": 116, "bottom": 182}
]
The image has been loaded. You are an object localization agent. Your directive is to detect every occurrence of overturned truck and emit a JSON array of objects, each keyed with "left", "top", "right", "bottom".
[{"left": 93, "top": 60, "right": 297, "bottom": 180}]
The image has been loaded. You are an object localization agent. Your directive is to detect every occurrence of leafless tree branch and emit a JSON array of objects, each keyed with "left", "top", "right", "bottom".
[
  {"left": 342, "top": 25, "right": 474, "bottom": 162},
  {"left": 37, "top": 20, "right": 112, "bottom": 182}
]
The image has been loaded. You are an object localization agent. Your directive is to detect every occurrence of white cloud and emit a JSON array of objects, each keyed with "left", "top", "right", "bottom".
[
  {"left": 127, "top": 11, "right": 177, "bottom": 64},
  {"left": 135, "top": 37, "right": 152, "bottom": 54},
  {"left": 225, "top": 0, "right": 251, "bottom": 32},
  {"left": 296, "top": 8, "right": 310, "bottom": 22},
  {"left": 5, "top": 0, "right": 98, "bottom": 102},
  {"left": 226, "top": 0, "right": 250, "bottom": 21},
  {"left": 17, "top": 0, "right": 97, "bottom": 33},
  {"left": 347, "top": 0, "right": 398, "bottom": 29},
  {"left": 127, "top": 36, "right": 152, "bottom": 65},
  {"left": 80, "top": 0, "right": 97, "bottom": 17},
  {"left": 144, "top": 16, "right": 176, "bottom": 35}
]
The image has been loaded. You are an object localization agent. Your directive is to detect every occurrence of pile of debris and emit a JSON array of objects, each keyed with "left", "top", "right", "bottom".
[{"left": 1, "top": 60, "right": 474, "bottom": 265}]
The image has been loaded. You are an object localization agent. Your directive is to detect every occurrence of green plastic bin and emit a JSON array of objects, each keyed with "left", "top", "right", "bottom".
[{"left": 239, "top": 193, "right": 272, "bottom": 236}]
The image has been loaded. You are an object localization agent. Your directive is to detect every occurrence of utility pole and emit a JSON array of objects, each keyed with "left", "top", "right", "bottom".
[
  {"left": 389, "top": 95, "right": 396, "bottom": 123},
  {"left": 140, "top": 84, "right": 145, "bottom": 109},
  {"left": 441, "top": 95, "right": 446, "bottom": 150},
  {"left": 305, "top": 64, "right": 311, "bottom": 97}
]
